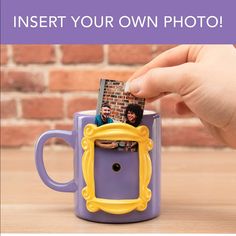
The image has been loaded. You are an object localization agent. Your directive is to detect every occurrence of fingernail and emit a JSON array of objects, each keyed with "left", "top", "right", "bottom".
[
  {"left": 124, "top": 81, "right": 130, "bottom": 92},
  {"left": 129, "top": 79, "right": 141, "bottom": 94}
]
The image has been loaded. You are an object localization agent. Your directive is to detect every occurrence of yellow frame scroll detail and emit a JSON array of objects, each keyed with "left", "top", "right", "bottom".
[{"left": 81, "top": 123, "right": 153, "bottom": 215}]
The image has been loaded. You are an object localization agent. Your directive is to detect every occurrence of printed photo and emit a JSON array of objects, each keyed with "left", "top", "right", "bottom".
[{"left": 94, "top": 79, "right": 145, "bottom": 152}]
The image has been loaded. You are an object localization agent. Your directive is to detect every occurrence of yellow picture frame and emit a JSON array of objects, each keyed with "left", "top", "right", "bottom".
[{"left": 81, "top": 123, "right": 153, "bottom": 215}]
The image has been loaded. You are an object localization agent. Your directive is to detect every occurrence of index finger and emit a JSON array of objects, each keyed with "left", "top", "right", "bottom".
[{"left": 129, "top": 45, "right": 193, "bottom": 81}]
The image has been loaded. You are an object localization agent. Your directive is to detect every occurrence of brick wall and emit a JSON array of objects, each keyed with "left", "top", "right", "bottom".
[
  {"left": 0, "top": 44, "right": 225, "bottom": 148},
  {"left": 101, "top": 79, "right": 145, "bottom": 122}
]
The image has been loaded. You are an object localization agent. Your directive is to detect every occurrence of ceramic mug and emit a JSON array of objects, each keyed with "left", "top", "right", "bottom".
[{"left": 35, "top": 110, "right": 161, "bottom": 223}]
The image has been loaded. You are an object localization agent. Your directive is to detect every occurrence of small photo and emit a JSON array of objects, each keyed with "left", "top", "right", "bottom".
[
  {"left": 95, "top": 79, "right": 145, "bottom": 125},
  {"left": 94, "top": 79, "right": 145, "bottom": 152}
]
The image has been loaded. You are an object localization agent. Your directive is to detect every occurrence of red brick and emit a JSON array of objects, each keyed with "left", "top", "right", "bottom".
[
  {"left": 67, "top": 97, "right": 97, "bottom": 117},
  {"left": 153, "top": 44, "right": 177, "bottom": 56},
  {"left": 67, "top": 97, "right": 97, "bottom": 118},
  {"left": 1, "top": 124, "right": 50, "bottom": 147},
  {"left": 13, "top": 45, "right": 55, "bottom": 64},
  {"left": 162, "top": 124, "right": 225, "bottom": 147},
  {"left": 160, "top": 96, "right": 194, "bottom": 118},
  {"left": 54, "top": 123, "right": 73, "bottom": 130},
  {"left": 108, "top": 45, "right": 152, "bottom": 65},
  {"left": 61, "top": 45, "right": 103, "bottom": 64},
  {"left": 49, "top": 70, "right": 134, "bottom": 92},
  {"left": 22, "top": 97, "right": 64, "bottom": 119},
  {"left": 0, "top": 45, "right": 8, "bottom": 64},
  {"left": 1, "top": 99, "right": 17, "bottom": 118},
  {"left": 1, "top": 71, "right": 45, "bottom": 92}
]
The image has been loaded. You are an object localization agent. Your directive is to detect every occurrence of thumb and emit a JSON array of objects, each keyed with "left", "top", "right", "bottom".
[{"left": 128, "top": 63, "right": 198, "bottom": 99}]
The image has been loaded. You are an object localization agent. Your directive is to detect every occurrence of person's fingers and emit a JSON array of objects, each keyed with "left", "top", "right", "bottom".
[
  {"left": 175, "top": 101, "right": 194, "bottom": 115},
  {"left": 129, "top": 45, "right": 199, "bottom": 81},
  {"left": 129, "top": 63, "right": 199, "bottom": 98},
  {"left": 145, "top": 92, "right": 171, "bottom": 103}
]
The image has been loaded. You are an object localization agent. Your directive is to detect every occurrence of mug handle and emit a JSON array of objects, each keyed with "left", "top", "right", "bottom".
[{"left": 35, "top": 130, "right": 77, "bottom": 192}]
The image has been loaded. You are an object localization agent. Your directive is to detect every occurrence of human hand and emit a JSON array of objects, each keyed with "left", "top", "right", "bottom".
[
  {"left": 111, "top": 142, "right": 118, "bottom": 149},
  {"left": 128, "top": 45, "right": 236, "bottom": 148}
]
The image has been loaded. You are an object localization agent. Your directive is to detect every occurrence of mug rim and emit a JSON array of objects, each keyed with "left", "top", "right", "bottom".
[{"left": 76, "top": 109, "right": 158, "bottom": 116}]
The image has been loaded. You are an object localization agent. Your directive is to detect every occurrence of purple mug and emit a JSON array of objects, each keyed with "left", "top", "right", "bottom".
[{"left": 35, "top": 110, "right": 161, "bottom": 223}]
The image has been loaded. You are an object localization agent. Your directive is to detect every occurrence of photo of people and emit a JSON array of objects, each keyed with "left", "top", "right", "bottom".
[
  {"left": 94, "top": 79, "right": 145, "bottom": 152},
  {"left": 96, "top": 79, "right": 145, "bottom": 123},
  {"left": 125, "top": 104, "right": 143, "bottom": 127},
  {"left": 95, "top": 103, "right": 114, "bottom": 126},
  {"left": 95, "top": 102, "right": 118, "bottom": 149},
  {"left": 121, "top": 104, "right": 144, "bottom": 152}
]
